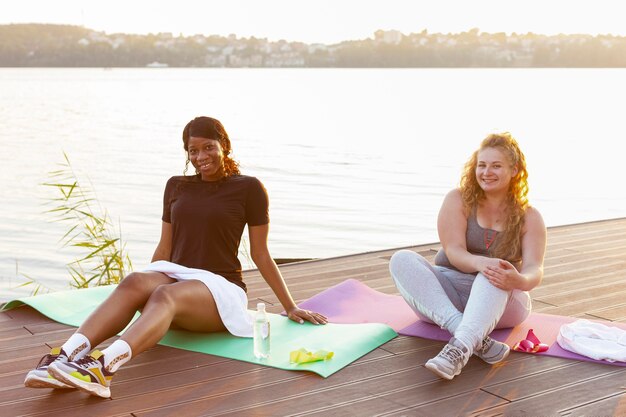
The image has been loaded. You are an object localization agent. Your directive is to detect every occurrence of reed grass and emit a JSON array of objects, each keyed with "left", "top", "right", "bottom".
[{"left": 20, "top": 152, "right": 132, "bottom": 293}]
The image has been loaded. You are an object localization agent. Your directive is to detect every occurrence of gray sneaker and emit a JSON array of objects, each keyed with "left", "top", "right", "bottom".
[
  {"left": 474, "top": 336, "right": 510, "bottom": 364},
  {"left": 424, "top": 337, "right": 471, "bottom": 380}
]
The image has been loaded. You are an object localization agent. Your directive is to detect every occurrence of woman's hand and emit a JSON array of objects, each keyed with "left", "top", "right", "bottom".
[
  {"left": 286, "top": 307, "right": 328, "bottom": 325},
  {"left": 476, "top": 256, "right": 504, "bottom": 273},
  {"left": 482, "top": 259, "right": 522, "bottom": 291}
]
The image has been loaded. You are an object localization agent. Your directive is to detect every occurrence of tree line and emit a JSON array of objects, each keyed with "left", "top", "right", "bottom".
[{"left": 1, "top": 24, "right": 625, "bottom": 67}]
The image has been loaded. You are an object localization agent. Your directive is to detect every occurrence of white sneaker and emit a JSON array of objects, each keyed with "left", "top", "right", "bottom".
[{"left": 425, "top": 337, "right": 471, "bottom": 380}]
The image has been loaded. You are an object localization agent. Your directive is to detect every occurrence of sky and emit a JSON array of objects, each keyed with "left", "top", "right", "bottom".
[{"left": 2, "top": 0, "right": 625, "bottom": 44}]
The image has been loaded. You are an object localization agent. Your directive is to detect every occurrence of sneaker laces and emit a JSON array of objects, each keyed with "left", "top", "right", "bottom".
[
  {"left": 440, "top": 344, "right": 465, "bottom": 365},
  {"left": 74, "top": 355, "right": 99, "bottom": 367},
  {"left": 36, "top": 353, "right": 59, "bottom": 368},
  {"left": 478, "top": 337, "right": 493, "bottom": 354}
]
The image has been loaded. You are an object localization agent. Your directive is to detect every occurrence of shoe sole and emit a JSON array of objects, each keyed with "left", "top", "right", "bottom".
[
  {"left": 479, "top": 347, "right": 511, "bottom": 365},
  {"left": 424, "top": 361, "right": 458, "bottom": 380},
  {"left": 48, "top": 364, "right": 111, "bottom": 398},
  {"left": 24, "top": 373, "right": 74, "bottom": 389}
]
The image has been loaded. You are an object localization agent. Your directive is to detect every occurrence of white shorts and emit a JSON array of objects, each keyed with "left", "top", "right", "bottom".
[{"left": 142, "top": 260, "right": 253, "bottom": 337}]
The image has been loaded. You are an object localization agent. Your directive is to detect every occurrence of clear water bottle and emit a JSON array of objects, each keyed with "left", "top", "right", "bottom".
[{"left": 253, "top": 302, "right": 270, "bottom": 359}]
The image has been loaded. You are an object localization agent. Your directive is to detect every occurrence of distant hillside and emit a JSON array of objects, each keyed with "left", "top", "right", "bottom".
[{"left": 1, "top": 24, "right": 626, "bottom": 67}]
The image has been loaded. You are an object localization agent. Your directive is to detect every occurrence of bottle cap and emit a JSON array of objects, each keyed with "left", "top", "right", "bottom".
[{"left": 257, "top": 302, "right": 266, "bottom": 310}]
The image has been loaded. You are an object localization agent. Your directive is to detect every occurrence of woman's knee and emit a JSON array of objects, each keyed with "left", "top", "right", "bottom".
[
  {"left": 389, "top": 250, "right": 427, "bottom": 283},
  {"left": 390, "top": 249, "right": 419, "bottom": 272},
  {"left": 146, "top": 281, "right": 205, "bottom": 312},
  {"left": 474, "top": 272, "right": 508, "bottom": 293},
  {"left": 116, "top": 271, "right": 172, "bottom": 296},
  {"left": 146, "top": 284, "right": 178, "bottom": 307},
  {"left": 118, "top": 272, "right": 149, "bottom": 291}
]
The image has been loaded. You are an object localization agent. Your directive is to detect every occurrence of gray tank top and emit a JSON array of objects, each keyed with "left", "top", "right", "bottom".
[{"left": 434, "top": 208, "right": 504, "bottom": 272}]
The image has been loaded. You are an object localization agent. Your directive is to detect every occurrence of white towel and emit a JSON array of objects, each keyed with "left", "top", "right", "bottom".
[
  {"left": 142, "top": 261, "right": 253, "bottom": 338},
  {"left": 557, "top": 319, "right": 626, "bottom": 362}
]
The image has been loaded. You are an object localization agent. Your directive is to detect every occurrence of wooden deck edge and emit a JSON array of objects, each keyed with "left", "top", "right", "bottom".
[{"left": 245, "top": 216, "right": 626, "bottom": 272}]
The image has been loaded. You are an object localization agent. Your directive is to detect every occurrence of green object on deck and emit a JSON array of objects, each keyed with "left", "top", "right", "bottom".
[{"left": 2, "top": 286, "right": 397, "bottom": 378}]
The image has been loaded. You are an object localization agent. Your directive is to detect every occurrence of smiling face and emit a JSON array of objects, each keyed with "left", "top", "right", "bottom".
[
  {"left": 187, "top": 136, "right": 225, "bottom": 181},
  {"left": 475, "top": 146, "right": 518, "bottom": 194}
]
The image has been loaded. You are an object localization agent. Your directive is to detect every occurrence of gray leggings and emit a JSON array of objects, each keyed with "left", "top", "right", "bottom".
[{"left": 389, "top": 249, "right": 531, "bottom": 352}]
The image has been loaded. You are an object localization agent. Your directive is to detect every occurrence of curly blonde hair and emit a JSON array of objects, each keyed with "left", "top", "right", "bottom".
[{"left": 459, "top": 132, "right": 529, "bottom": 260}]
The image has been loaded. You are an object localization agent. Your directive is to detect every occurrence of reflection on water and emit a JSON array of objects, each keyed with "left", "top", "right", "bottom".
[{"left": 1, "top": 68, "right": 625, "bottom": 301}]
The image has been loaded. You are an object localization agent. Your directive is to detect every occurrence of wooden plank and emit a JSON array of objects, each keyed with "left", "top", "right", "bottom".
[
  {"left": 306, "top": 390, "right": 507, "bottom": 417},
  {"left": 291, "top": 357, "right": 564, "bottom": 417},
  {"left": 381, "top": 390, "right": 507, "bottom": 417},
  {"left": 0, "top": 327, "right": 76, "bottom": 351},
  {"left": 529, "top": 299, "right": 557, "bottom": 313},
  {"left": 481, "top": 361, "right": 622, "bottom": 402},
  {"left": 547, "top": 217, "right": 626, "bottom": 233},
  {"left": 545, "top": 219, "right": 626, "bottom": 240},
  {"left": 561, "top": 392, "right": 626, "bottom": 416},
  {"left": 543, "top": 249, "right": 626, "bottom": 271},
  {"left": 378, "top": 335, "right": 443, "bottom": 355},
  {"left": 32, "top": 349, "right": 392, "bottom": 417},
  {"left": 245, "top": 264, "right": 391, "bottom": 296},
  {"left": 243, "top": 250, "right": 404, "bottom": 280},
  {"left": 544, "top": 241, "right": 626, "bottom": 259},
  {"left": 531, "top": 267, "right": 626, "bottom": 296},
  {"left": 538, "top": 290, "right": 626, "bottom": 317},
  {"left": 206, "top": 353, "right": 580, "bottom": 417},
  {"left": 536, "top": 279, "right": 626, "bottom": 305},
  {"left": 0, "top": 351, "right": 54, "bottom": 377},
  {"left": 586, "top": 303, "right": 626, "bottom": 322},
  {"left": 246, "top": 254, "right": 393, "bottom": 277},
  {"left": 3, "top": 354, "right": 262, "bottom": 416},
  {"left": 0, "top": 343, "right": 50, "bottom": 365},
  {"left": 1, "top": 306, "right": 52, "bottom": 326},
  {"left": 0, "top": 326, "right": 31, "bottom": 342},
  {"left": 23, "top": 321, "right": 76, "bottom": 335},
  {"left": 134, "top": 366, "right": 438, "bottom": 416},
  {"left": 479, "top": 370, "right": 626, "bottom": 416},
  {"left": 545, "top": 231, "right": 626, "bottom": 246}
]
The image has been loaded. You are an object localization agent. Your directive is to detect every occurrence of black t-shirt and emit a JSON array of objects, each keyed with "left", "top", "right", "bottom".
[{"left": 162, "top": 174, "right": 269, "bottom": 292}]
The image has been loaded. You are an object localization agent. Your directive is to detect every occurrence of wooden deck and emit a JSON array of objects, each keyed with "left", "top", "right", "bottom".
[{"left": 1, "top": 218, "right": 626, "bottom": 416}]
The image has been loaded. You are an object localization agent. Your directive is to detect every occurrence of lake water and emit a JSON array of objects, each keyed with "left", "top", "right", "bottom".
[{"left": 1, "top": 68, "right": 625, "bottom": 302}]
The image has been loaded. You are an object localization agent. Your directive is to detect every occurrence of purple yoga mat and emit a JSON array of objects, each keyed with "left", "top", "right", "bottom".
[
  {"left": 298, "top": 279, "right": 626, "bottom": 367},
  {"left": 296, "top": 279, "right": 417, "bottom": 331}
]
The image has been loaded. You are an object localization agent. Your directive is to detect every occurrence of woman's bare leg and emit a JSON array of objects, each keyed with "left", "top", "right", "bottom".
[
  {"left": 120, "top": 280, "right": 225, "bottom": 355},
  {"left": 76, "top": 271, "right": 176, "bottom": 347}
]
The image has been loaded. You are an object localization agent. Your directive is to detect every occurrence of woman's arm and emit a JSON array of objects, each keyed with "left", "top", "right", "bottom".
[
  {"left": 151, "top": 221, "right": 173, "bottom": 262},
  {"left": 513, "top": 207, "right": 547, "bottom": 290},
  {"left": 483, "top": 207, "right": 547, "bottom": 291},
  {"left": 248, "top": 224, "right": 327, "bottom": 325},
  {"left": 438, "top": 189, "right": 499, "bottom": 273}
]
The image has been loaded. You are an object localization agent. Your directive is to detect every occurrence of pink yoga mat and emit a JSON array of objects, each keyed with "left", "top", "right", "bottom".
[
  {"left": 296, "top": 279, "right": 417, "bottom": 331},
  {"left": 298, "top": 279, "right": 626, "bottom": 367}
]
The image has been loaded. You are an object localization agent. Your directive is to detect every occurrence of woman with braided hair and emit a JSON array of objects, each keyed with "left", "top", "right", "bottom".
[
  {"left": 389, "top": 132, "right": 546, "bottom": 380},
  {"left": 25, "top": 116, "right": 327, "bottom": 397}
]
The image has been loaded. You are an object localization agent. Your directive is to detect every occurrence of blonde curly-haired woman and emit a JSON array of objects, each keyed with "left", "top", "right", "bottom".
[{"left": 390, "top": 132, "right": 546, "bottom": 380}]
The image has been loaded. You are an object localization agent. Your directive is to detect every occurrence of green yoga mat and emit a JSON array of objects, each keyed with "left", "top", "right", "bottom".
[{"left": 2, "top": 285, "right": 397, "bottom": 378}]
